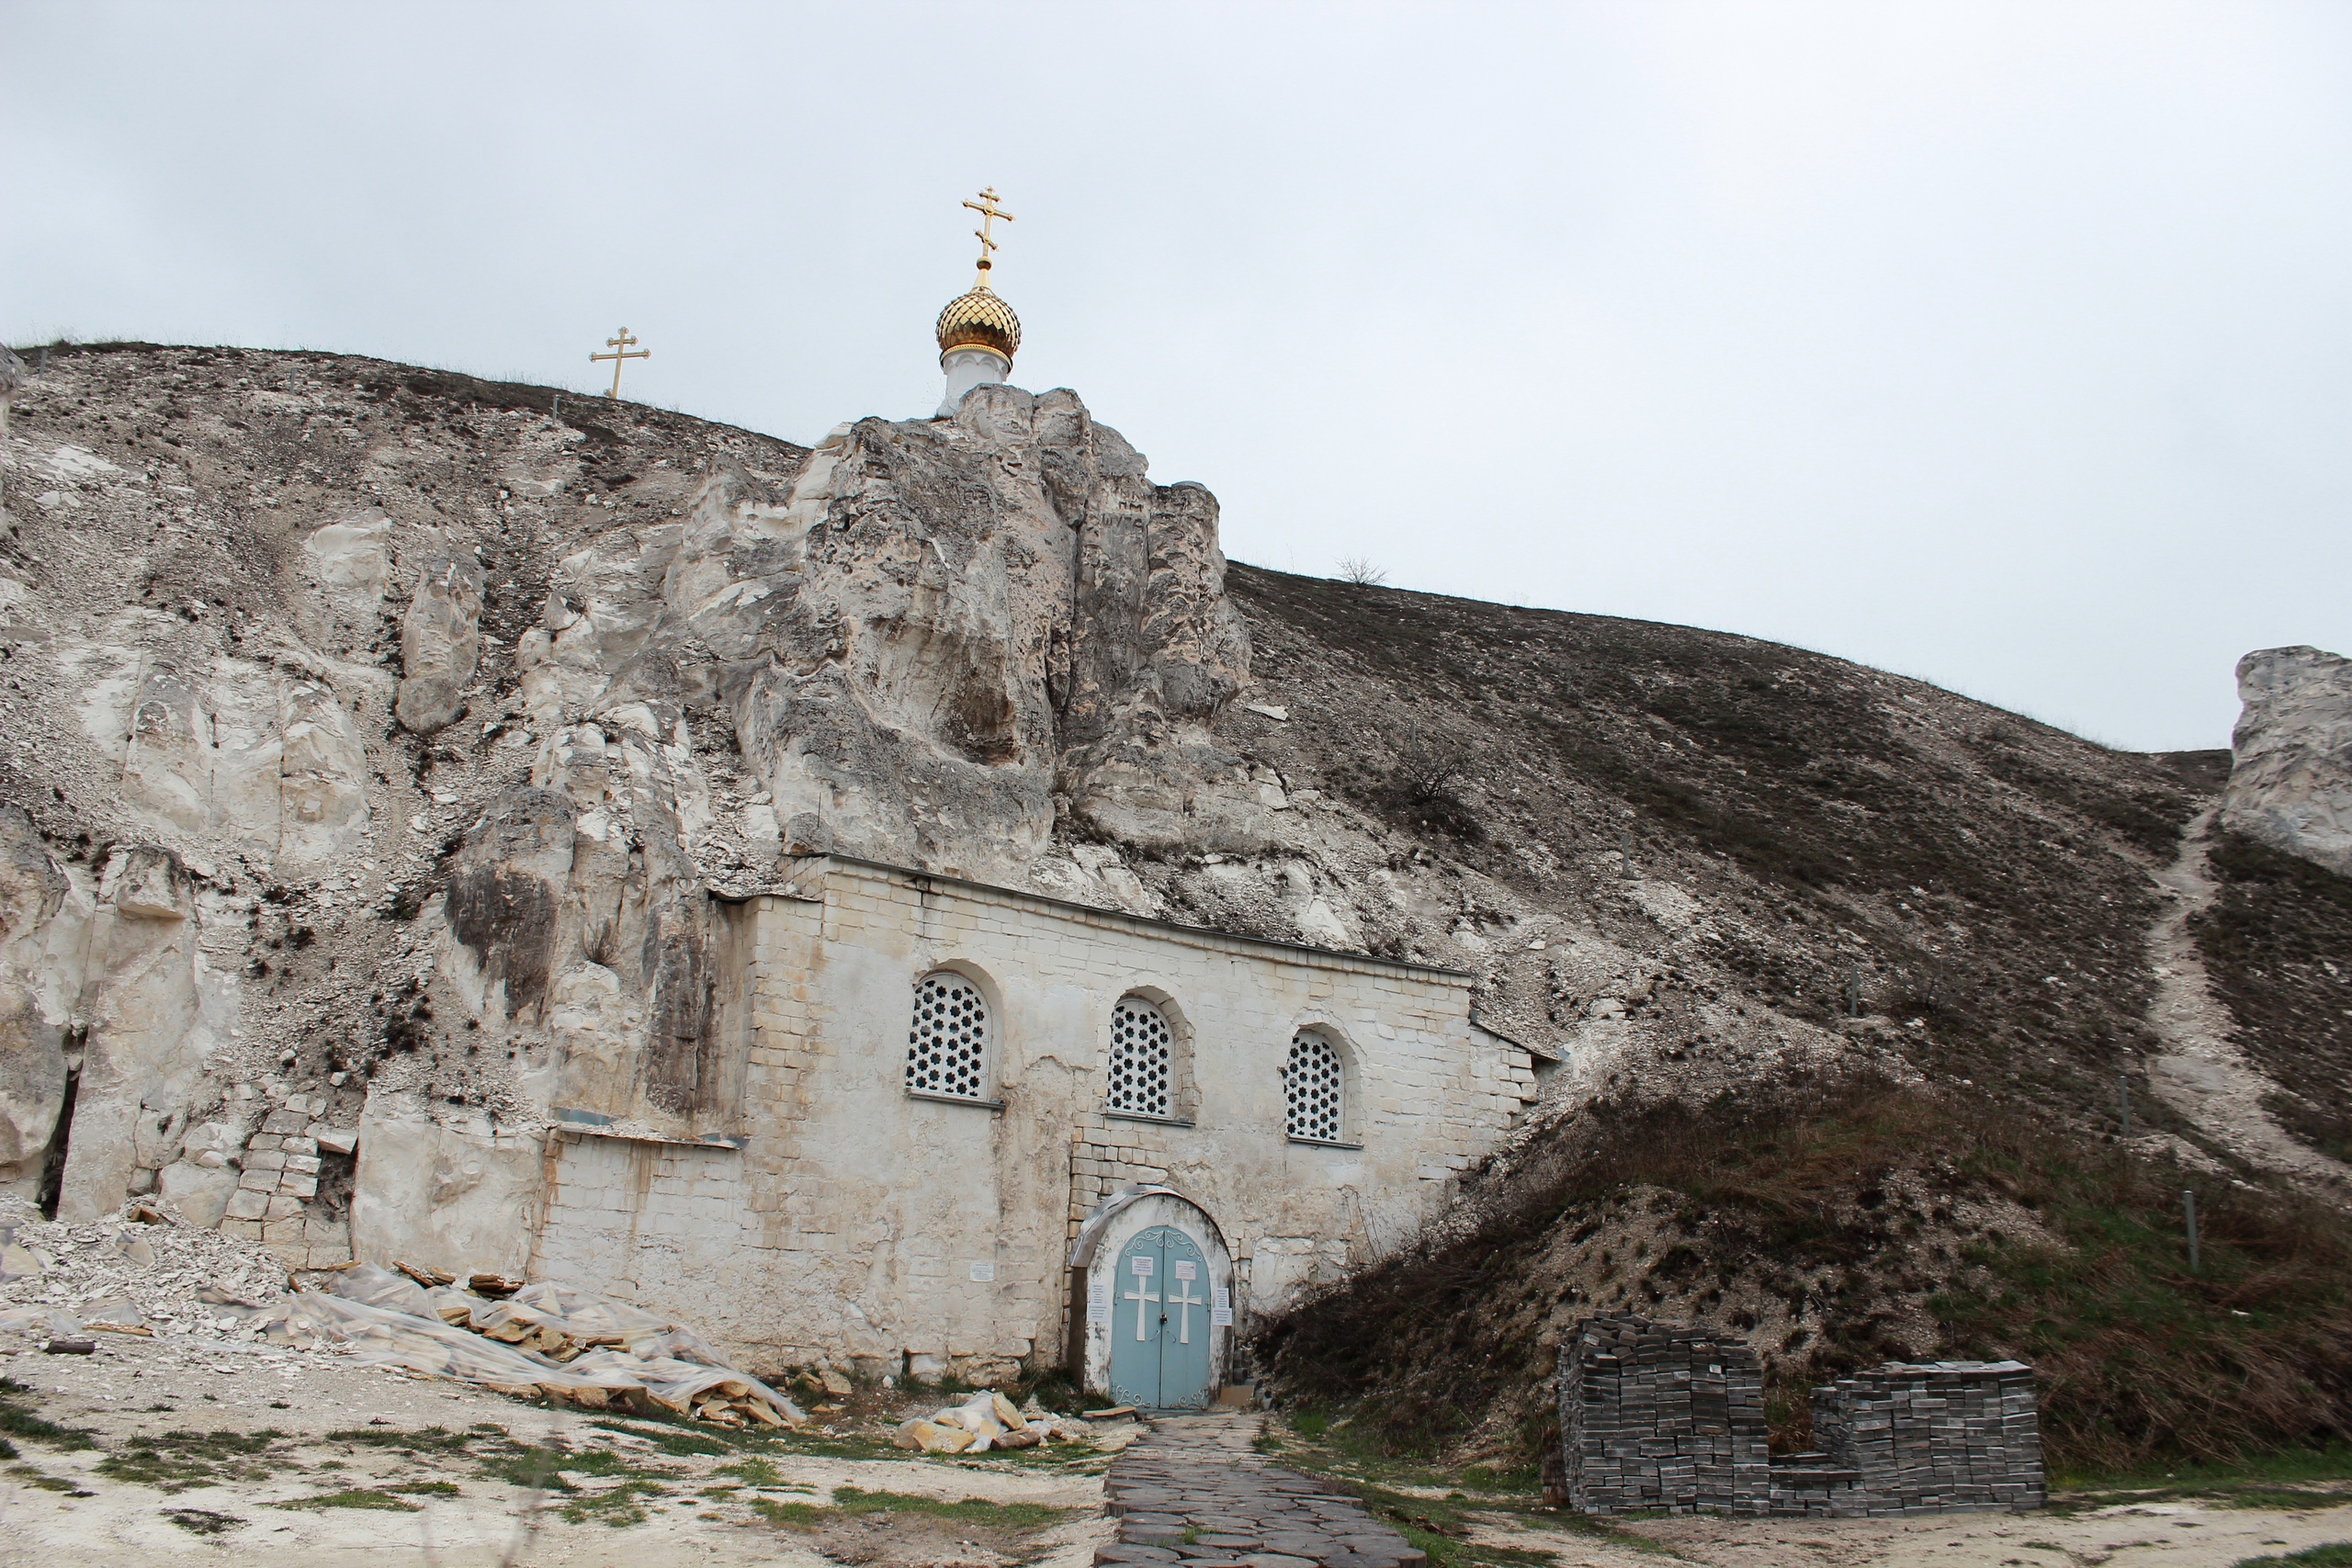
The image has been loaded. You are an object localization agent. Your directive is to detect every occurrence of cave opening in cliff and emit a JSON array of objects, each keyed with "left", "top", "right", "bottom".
[{"left": 35, "top": 1032, "right": 85, "bottom": 1222}]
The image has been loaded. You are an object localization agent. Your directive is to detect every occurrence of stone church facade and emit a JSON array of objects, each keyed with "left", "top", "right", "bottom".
[{"left": 507, "top": 855, "right": 1541, "bottom": 1401}]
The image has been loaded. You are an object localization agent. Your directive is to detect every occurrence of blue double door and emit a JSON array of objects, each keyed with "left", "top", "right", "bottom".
[{"left": 1108, "top": 1225, "right": 1215, "bottom": 1411}]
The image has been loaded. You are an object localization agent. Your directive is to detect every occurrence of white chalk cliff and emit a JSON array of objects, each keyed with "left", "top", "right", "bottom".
[{"left": 2223, "top": 645, "right": 2352, "bottom": 880}]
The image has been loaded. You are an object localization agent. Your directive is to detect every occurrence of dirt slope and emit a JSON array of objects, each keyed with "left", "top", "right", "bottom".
[{"left": 1223, "top": 550, "right": 2352, "bottom": 1476}]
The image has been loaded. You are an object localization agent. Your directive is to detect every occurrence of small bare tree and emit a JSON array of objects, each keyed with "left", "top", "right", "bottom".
[
  {"left": 1337, "top": 556, "right": 1388, "bottom": 586},
  {"left": 1392, "top": 720, "right": 1469, "bottom": 811}
]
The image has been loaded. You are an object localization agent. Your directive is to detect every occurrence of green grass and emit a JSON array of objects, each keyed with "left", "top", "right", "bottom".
[
  {"left": 162, "top": 1507, "right": 244, "bottom": 1535},
  {"left": 560, "top": 1479, "right": 671, "bottom": 1527},
  {"left": 94, "top": 1429, "right": 288, "bottom": 1492},
  {"left": 321, "top": 1422, "right": 501, "bottom": 1454},
  {"left": 2056, "top": 1442, "right": 2352, "bottom": 1495},
  {"left": 1270, "top": 1407, "right": 1539, "bottom": 1495},
  {"left": 8, "top": 1462, "right": 96, "bottom": 1497},
  {"left": 830, "top": 1484, "right": 1066, "bottom": 1529},
  {"left": 0, "top": 1380, "right": 96, "bottom": 1451},
  {"left": 750, "top": 1496, "right": 826, "bottom": 1527},
  {"left": 274, "top": 1488, "right": 422, "bottom": 1512},
  {"left": 751, "top": 1483, "right": 1066, "bottom": 1532},
  {"left": 589, "top": 1418, "right": 729, "bottom": 1457},
  {"left": 712, "top": 1457, "right": 812, "bottom": 1489},
  {"left": 2234, "top": 1548, "right": 2352, "bottom": 1567},
  {"left": 2049, "top": 1442, "right": 2352, "bottom": 1515}
]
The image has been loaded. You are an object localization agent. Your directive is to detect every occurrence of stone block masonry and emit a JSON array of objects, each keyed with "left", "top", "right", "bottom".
[{"left": 1557, "top": 1316, "right": 2043, "bottom": 1518}]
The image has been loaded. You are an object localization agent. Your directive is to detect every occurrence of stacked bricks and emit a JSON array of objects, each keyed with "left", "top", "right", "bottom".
[
  {"left": 1811, "top": 1360, "right": 2045, "bottom": 1516},
  {"left": 1558, "top": 1315, "right": 1769, "bottom": 1516},
  {"left": 1764, "top": 1451, "right": 1863, "bottom": 1515},
  {"left": 1555, "top": 1319, "right": 2045, "bottom": 1518}
]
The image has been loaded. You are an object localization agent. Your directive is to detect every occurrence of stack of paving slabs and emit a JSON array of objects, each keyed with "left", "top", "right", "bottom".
[
  {"left": 1763, "top": 1450, "right": 1865, "bottom": 1515},
  {"left": 1557, "top": 1314, "right": 1770, "bottom": 1516},
  {"left": 1810, "top": 1361, "right": 2045, "bottom": 1516}
]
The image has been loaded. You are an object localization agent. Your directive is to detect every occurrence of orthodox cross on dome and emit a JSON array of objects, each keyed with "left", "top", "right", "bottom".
[
  {"left": 589, "top": 327, "right": 650, "bottom": 399},
  {"left": 963, "top": 187, "right": 1015, "bottom": 286}
]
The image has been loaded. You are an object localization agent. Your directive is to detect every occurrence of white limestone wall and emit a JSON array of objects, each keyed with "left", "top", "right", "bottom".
[{"left": 520, "top": 857, "right": 1537, "bottom": 1383}]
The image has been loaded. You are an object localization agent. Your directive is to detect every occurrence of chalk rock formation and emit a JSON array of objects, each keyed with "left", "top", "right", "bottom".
[
  {"left": 2223, "top": 645, "right": 2352, "bottom": 878},
  {"left": 395, "top": 554, "right": 483, "bottom": 733},
  {"left": 0, "top": 350, "right": 1264, "bottom": 1261},
  {"left": 699, "top": 388, "right": 1250, "bottom": 879},
  {"left": 1, "top": 345, "right": 2251, "bottom": 1334}
]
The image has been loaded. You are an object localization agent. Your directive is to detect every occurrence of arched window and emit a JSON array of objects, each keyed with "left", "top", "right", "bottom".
[
  {"left": 1283, "top": 1031, "right": 1344, "bottom": 1143},
  {"left": 1105, "top": 997, "right": 1174, "bottom": 1117},
  {"left": 907, "top": 972, "right": 989, "bottom": 1100}
]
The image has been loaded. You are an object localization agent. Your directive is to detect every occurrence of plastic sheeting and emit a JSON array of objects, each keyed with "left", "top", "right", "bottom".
[
  {"left": 0, "top": 1262, "right": 805, "bottom": 1428},
  {"left": 300, "top": 1268, "right": 808, "bottom": 1426}
]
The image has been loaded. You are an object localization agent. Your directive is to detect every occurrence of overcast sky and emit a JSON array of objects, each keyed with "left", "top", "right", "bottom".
[{"left": 6, "top": 1, "right": 2346, "bottom": 751}]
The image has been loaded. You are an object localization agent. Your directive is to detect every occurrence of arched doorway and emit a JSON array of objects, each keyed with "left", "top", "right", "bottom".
[
  {"left": 1108, "top": 1224, "right": 1214, "bottom": 1410},
  {"left": 1068, "top": 1185, "right": 1232, "bottom": 1410}
]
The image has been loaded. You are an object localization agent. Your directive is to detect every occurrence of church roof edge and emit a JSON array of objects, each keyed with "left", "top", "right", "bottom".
[{"left": 762, "top": 852, "right": 1477, "bottom": 986}]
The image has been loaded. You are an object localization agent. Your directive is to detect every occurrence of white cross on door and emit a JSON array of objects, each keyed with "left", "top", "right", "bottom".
[
  {"left": 1124, "top": 1274, "right": 1160, "bottom": 1341},
  {"left": 1166, "top": 1275, "right": 1204, "bottom": 1344}
]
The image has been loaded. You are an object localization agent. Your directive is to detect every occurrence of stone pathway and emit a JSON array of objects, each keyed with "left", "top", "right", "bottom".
[{"left": 1095, "top": 1411, "right": 1427, "bottom": 1568}]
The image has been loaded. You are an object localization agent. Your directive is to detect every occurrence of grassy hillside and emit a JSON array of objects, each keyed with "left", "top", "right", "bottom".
[
  {"left": 1224, "top": 563, "right": 2216, "bottom": 1121},
  {"left": 2196, "top": 832, "right": 2352, "bottom": 1163},
  {"left": 1254, "top": 1074, "right": 2352, "bottom": 1474},
  {"left": 1222, "top": 566, "right": 2349, "bottom": 1474}
]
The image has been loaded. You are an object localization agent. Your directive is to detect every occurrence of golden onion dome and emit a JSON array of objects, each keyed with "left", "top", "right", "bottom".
[{"left": 935, "top": 280, "right": 1022, "bottom": 362}]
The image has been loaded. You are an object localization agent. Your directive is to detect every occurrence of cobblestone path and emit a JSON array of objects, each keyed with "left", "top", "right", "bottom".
[{"left": 1095, "top": 1412, "right": 1428, "bottom": 1568}]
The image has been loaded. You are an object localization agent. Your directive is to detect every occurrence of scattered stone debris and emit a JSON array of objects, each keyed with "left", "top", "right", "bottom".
[
  {"left": 891, "top": 1388, "right": 1096, "bottom": 1453},
  {"left": 0, "top": 1193, "right": 802, "bottom": 1430},
  {"left": 0, "top": 1191, "right": 297, "bottom": 1342}
]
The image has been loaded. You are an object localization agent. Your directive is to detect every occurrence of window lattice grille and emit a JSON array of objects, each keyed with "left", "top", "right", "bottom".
[
  {"left": 907, "top": 973, "right": 989, "bottom": 1100},
  {"left": 1105, "top": 998, "right": 1174, "bottom": 1117},
  {"left": 1283, "top": 1032, "right": 1343, "bottom": 1143}
]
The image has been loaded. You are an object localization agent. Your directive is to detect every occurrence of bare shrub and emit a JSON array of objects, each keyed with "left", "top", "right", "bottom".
[
  {"left": 1336, "top": 557, "right": 1388, "bottom": 586},
  {"left": 1380, "top": 722, "right": 1481, "bottom": 841}
]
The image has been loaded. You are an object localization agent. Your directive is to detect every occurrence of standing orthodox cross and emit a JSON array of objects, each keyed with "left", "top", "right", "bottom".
[
  {"left": 1166, "top": 1274, "right": 1204, "bottom": 1345},
  {"left": 964, "top": 187, "right": 1015, "bottom": 274},
  {"left": 1124, "top": 1270, "right": 1160, "bottom": 1341},
  {"left": 590, "top": 327, "right": 650, "bottom": 399}
]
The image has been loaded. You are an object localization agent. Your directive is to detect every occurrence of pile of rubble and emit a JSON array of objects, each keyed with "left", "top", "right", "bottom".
[
  {"left": 0, "top": 1195, "right": 803, "bottom": 1430},
  {"left": 0, "top": 1191, "right": 295, "bottom": 1342},
  {"left": 892, "top": 1390, "right": 1102, "bottom": 1453}
]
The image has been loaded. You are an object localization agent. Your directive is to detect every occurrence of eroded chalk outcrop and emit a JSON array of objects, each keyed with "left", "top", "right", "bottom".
[{"left": 2223, "top": 644, "right": 2352, "bottom": 880}]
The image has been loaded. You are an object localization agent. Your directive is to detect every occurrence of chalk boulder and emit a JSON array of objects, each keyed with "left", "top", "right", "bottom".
[
  {"left": 2223, "top": 645, "right": 2352, "bottom": 879},
  {"left": 395, "top": 555, "right": 483, "bottom": 733}
]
